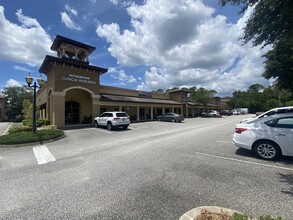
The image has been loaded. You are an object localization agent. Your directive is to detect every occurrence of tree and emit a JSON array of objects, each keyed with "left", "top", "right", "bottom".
[
  {"left": 219, "top": 0, "right": 293, "bottom": 91},
  {"left": 263, "top": 36, "right": 293, "bottom": 90},
  {"left": 153, "top": 89, "right": 165, "bottom": 94},
  {"left": 248, "top": 83, "right": 265, "bottom": 93},
  {"left": 191, "top": 87, "right": 217, "bottom": 111},
  {"left": 229, "top": 83, "right": 293, "bottom": 113},
  {"left": 22, "top": 99, "right": 33, "bottom": 119},
  {"left": 2, "top": 86, "right": 33, "bottom": 121}
]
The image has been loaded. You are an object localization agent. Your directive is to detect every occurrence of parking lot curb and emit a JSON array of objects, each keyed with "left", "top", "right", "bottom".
[
  {"left": 179, "top": 206, "right": 255, "bottom": 220},
  {"left": 0, "top": 134, "right": 66, "bottom": 148}
]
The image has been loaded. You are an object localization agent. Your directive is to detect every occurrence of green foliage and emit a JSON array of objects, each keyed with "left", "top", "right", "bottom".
[
  {"left": 22, "top": 99, "right": 33, "bottom": 119},
  {"left": 219, "top": 0, "right": 293, "bottom": 92},
  {"left": 232, "top": 213, "right": 282, "bottom": 220},
  {"left": 38, "top": 119, "right": 50, "bottom": 126},
  {"left": 0, "top": 129, "right": 64, "bottom": 145},
  {"left": 229, "top": 83, "right": 293, "bottom": 113},
  {"left": 22, "top": 119, "right": 44, "bottom": 127},
  {"left": 2, "top": 86, "right": 33, "bottom": 121},
  {"left": 232, "top": 212, "right": 251, "bottom": 220},
  {"left": 190, "top": 87, "right": 217, "bottom": 111},
  {"left": 153, "top": 89, "right": 165, "bottom": 94},
  {"left": 42, "top": 125, "right": 57, "bottom": 130},
  {"left": 22, "top": 119, "right": 50, "bottom": 127},
  {"left": 263, "top": 36, "right": 293, "bottom": 90},
  {"left": 285, "top": 100, "right": 293, "bottom": 106},
  {"left": 8, "top": 126, "right": 32, "bottom": 134}
]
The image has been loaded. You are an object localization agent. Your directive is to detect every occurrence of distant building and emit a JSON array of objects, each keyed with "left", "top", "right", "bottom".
[{"left": 37, "top": 35, "right": 225, "bottom": 128}]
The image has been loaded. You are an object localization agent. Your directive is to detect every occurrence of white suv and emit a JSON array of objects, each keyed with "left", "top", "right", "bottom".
[{"left": 94, "top": 112, "right": 130, "bottom": 131}]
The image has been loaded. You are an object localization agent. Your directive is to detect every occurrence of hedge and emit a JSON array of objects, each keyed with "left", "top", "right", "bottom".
[
  {"left": 0, "top": 129, "right": 64, "bottom": 145},
  {"left": 22, "top": 119, "right": 50, "bottom": 127}
]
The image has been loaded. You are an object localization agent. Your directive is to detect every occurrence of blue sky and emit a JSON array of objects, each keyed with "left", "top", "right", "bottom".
[{"left": 0, "top": 0, "right": 271, "bottom": 96}]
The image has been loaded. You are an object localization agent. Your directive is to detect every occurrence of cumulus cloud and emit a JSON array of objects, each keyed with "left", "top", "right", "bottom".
[
  {"left": 0, "top": 6, "right": 53, "bottom": 66},
  {"left": 109, "top": 67, "right": 137, "bottom": 84},
  {"left": 97, "top": 0, "right": 270, "bottom": 96},
  {"left": 6, "top": 79, "right": 22, "bottom": 87},
  {"left": 60, "top": 4, "right": 82, "bottom": 30}
]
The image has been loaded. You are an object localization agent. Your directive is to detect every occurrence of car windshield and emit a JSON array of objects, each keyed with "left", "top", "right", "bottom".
[{"left": 116, "top": 113, "right": 128, "bottom": 117}]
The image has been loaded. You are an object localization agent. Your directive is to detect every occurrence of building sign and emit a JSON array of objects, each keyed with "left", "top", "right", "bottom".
[
  {"left": 138, "top": 93, "right": 152, "bottom": 98},
  {"left": 62, "top": 74, "right": 96, "bottom": 84}
]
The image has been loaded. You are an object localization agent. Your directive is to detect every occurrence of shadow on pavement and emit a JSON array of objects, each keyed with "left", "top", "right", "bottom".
[{"left": 235, "top": 148, "right": 293, "bottom": 165}]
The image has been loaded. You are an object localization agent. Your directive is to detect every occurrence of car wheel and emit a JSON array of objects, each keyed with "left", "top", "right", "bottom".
[
  {"left": 94, "top": 121, "right": 99, "bottom": 128},
  {"left": 171, "top": 118, "right": 176, "bottom": 123},
  {"left": 123, "top": 125, "right": 129, "bottom": 129},
  {"left": 107, "top": 122, "right": 112, "bottom": 131},
  {"left": 158, "top": 118, "right": 161, "bottom": 121},
  {"left": 253, "top": 140, "right": 281, "bottom": 160}
]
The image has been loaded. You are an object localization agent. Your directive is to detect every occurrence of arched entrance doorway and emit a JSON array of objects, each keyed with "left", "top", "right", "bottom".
[
  {"left": 65, "top": 101, "right": 80, "bottom": 124},
  {"left": 64, "top": 88, "right": 93, "bottom": 125}
]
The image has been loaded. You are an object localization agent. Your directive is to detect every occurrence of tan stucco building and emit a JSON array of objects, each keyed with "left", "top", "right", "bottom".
[{"left": 37, "top": 35, "right": 223, "bottom": 128}]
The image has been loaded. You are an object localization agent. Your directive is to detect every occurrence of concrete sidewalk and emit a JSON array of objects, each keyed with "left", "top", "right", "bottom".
[{"left": 0, "top": 122, "right": 12, "bottom": 135}]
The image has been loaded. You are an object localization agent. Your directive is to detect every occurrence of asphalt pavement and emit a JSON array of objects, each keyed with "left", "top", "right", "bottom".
[{"left": 0, "top": 115, "right": 292, "bottom": 219}]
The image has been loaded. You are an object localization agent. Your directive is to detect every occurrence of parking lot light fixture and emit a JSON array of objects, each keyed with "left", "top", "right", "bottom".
[{"left": 25, "top": 73, "right": 44, "bottom": 133}]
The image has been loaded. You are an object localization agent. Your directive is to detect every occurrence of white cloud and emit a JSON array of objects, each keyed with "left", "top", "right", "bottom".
[
  {"left": 60, "top": 4, "right": 82, "bottom": 31},
  {"left": 13, "top": 65, "right": 33, "bottom": 72},
  {"left": 6, "top": 79, "right": 22, "bottom": 87},
  {"left": 0, "top": 6, "right": 53, "bottom": 66},
  {"left": 109, "top": 0, "right": 119, "bottom": 5},
  {"left": 97, "top": 0, "right": 270, "bottom": 96},
  {"left": 60, "top": 11, "right": 82, "bottom": 31},
  {"left": 109, "top": 67, "right": 137, "bottom": 84},
  {"left": 65, "top": 4, "right": 78, "bottom": 16}
]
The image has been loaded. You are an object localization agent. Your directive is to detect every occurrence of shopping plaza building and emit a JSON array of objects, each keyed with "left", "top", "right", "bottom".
[{"left": 36, "top": 35, "right": 226, "bottom": 128}]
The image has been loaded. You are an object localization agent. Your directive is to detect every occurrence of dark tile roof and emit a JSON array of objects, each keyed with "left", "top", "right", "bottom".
[
  {"left": 39, "top": 55, "right": 108, "bottom": 75},
  {"left": 51, "top": 35, "right": 95, "bottom": 53},
  {"left": 101, "top": 94, "right": 182, "bottom": 105}
]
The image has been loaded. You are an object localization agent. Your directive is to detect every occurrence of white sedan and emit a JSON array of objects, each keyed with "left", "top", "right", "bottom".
[{"left": 233, "top": 113, "right": 293, "bottom": 160}]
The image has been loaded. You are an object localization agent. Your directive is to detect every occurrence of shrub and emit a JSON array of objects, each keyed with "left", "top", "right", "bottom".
[
  {"left": 0, "top": 129, "right": 65, "bottom": 145},
  {"left": 22, "top": 119, "right": 50, "bottom": 127},
  {"left": 42, "top": 125, "right": 57, "bottom": 130},
  {"left": 8, "top": 126, "right": 32, "bottom": 134}
]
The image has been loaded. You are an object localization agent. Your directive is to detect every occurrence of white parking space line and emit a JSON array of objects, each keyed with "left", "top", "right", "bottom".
[
  {"left": 194, "top": 151, "right": 293, "bottom": 171},
  {"left": 33, "top": 145, "right": 56, "bottom": 165}
]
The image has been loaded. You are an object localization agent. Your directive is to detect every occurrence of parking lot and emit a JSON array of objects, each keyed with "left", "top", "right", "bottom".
[{"left": 0, "top": 115, "right": 293, "bottom": 219}]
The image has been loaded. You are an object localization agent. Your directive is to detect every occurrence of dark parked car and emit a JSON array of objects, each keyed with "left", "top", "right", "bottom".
[
  {"left": 157, "top": 113, "right": 185, "bottom": 122},
  {"left": 220, "top": 110, "right": 232, "bottom": 116}
]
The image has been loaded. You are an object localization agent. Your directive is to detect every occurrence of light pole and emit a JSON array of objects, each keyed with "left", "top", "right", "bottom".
[{"left": 25, "top": 73, "right": 44, "bottom": 133}]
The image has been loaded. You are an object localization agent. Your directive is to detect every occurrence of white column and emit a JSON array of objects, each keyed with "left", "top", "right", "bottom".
[
  {"left": 151, "top": 106, "right": 153, "bottom": 120},
  {"left": 137, "top": 106, "right": 140, "bottom": 121}
]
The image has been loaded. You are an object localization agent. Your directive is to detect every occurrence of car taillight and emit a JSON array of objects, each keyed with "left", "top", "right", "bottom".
[
  {"left": 235, "top": 128, "right": 248, "bottom": 134},
  {"left": 114, "top": 117, "right": 120, "bottom": 120}
]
